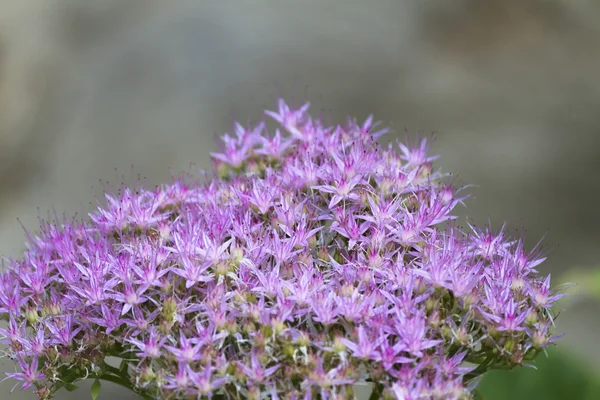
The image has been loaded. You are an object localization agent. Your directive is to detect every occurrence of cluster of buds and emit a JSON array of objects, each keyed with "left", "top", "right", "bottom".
[{"left": 0, "top": 100, "right": 564, "bottom": 399}]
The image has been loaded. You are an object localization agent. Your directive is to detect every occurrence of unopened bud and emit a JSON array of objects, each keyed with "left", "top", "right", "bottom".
[
  {"left": 271, "top": 318, "right": 286, "bottom": 335},
  {"left": 525, "top": 310, "right": 538, "bottom": 325},
  {"left": 25, "top": 307, "right": 39, "bottom": 324},
  {"left": 139, "top": 365, "right": 155, "bottom": 383},
  {"left": 332, "top": 336, "right": 346, "bottom": 353},
  {"left": 296, "top": 332, "right": 310, "bottom": 347}
]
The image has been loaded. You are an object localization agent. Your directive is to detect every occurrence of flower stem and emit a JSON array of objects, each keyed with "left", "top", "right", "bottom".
[{"left": 99, "top": 365, "right": 154, "bottom": 400}]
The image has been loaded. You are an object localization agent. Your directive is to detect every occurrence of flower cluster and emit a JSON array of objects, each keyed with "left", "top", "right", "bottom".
[{"left": 0, "top": 100, "right": 563, "bottom": 399}]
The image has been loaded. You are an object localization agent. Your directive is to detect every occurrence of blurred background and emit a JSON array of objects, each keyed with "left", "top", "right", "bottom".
[{"left": 1, "top": 0, "right": 599, "bottom": 398}]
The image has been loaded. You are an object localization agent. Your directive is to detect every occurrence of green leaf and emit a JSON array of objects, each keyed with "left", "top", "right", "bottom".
[
  {"left": 119, "top": 358, "right": 129, "bottom": 373},
  {"left": 64, "top": 383, "right": 79, "bottom": 392},
  {"left": 91, "top": 379, "right": 101, "bottom": 400}
]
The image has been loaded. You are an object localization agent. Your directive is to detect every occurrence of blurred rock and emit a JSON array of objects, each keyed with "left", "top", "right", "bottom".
[{"left": 1, "top": 1, "right": 599, "bottom": 398}]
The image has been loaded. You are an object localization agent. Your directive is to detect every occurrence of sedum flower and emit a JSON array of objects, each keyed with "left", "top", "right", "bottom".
[
  {"left": 3, "top": 356, "right": 45, "bottom": 392},
  {"left": 0, "top": 99, "right": 565, "bottom": 399}
]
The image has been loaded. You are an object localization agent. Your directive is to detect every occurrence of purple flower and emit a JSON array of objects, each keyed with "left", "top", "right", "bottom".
[
  {"left": 16, "top": 329, "right": 47, "bottom": 356},
  {"left": 47, "top": 315, "right": 83, "bottom": 347},
  {"left": 529, "top": 275, "right": 565, "bottom": 308},
  {"left": 87, "top": 303, "right": 124, "bottom": 334},
  {"left": 0, "top": 282, "right": 29, "bottom": 315},
  {"left": 310, "top": 292, "right": 340, "bottom": 326},
  {"left": 256, "top": 128, "right": 291, "bottom": 158},
  {"left": 379, "top": 335, "right": 413, "bottom": 370},
  {"left": 0, "top": 99, "right": 564, "bottom": 399},
  {"left": 164, "top": 362, "right": 192, "bottom": 392},
  {"left": 210, "top": 122, "right": 259, "bottom": 167},
  {"left": 164, "top": 331, "right": 204, "bottom": 364},
  {"left": 0, "top": 316, "right": 25, "bottom": 344},
  {"left": 188, "top": 365, "right": 228, "bottom": 397},
  {"left": 397, "top": 137, "right": 439, "bottom": 167},
  {"left": 392, "top": 379, "right": 426, "bottom": 400},
  {"left": 306, "top": 355, "right": 355, "bottom": 390},
  {"left": 3, "top": 356, "right": 45, "bottom": 391},
  {"left": 264, "top": 99, "right": 310, "bottom": 140},
  {"left": 313, "top": 173, "right": 363, "bottom": 208},
  {"left": 341, "top": 326, "right": 386, "bottom": 360},
  {"left": 109, "top": 279, "right": 151, "bottom": 315},
  {"left": 395, "top": 312, "right": 442, "bottom": 357},
  {"left": 237, "top": 350, "right": 280, "bottom": 384},
  {"left": 126, "top": 327, "right": 165, "bottom": 359}
]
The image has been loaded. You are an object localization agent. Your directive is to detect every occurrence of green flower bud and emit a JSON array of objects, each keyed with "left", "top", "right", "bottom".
[{"left": 25, "top": 307, "right": 39, "bottom": 324}]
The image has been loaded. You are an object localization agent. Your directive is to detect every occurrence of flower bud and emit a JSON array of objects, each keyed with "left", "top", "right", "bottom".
[
  {"left": 254, "top": 331, "right": 267, "bottom": 348},
  {"left": 47, "top": 300, "right": 61, "bottom": 316},
  {"left": 428, "top": 310, "right": 441, "bottom": 328},
  {"left": 296, "top": 331, "right": 310, "bottom": 348},
  {"left": 453, "top": 326, "right": 471, "bottom": 346},
  {"left": 317, "top": 248, "right": 329, "bottom": 261},
  {"left": 525, "top": 310, "right": 538, "bottom": 325},
  {"left": 34, "top": 386, "right": 51, "bottom": 400},
  {"left": 425, "top": 297, "right": 436, "bottom": 312},
  {"left": 463, "top": 290, "right": 479, "bottom": 308},
  {"left": 504, "top": 338, "right": 516, "bottom": 353},
  {"left": 340, "top": 283, "right": 354, "bottom": 297},
  {"left": 488, "top": 326, "right": 500, "bottom": 339},
  {"left": 532, "top": 330, "right": 549, "bottom": 349},
  {"left": 158, "top": 319, "right": 173, "bottom": 335},
  {"left": 139, "top": 365, "right": 156, "bottom": 383},
  {"left": 160, "top": 278, "right": 173, "bottom": 294},
  {"left": 162, "top": 297, "right": 178, "bottom": 322},
  {"left": 271, "top": 318, "right": 286, "bottom": 336},
  {"left": 510, "top": 348, "right": 524, "bottom": 365},
  {"left": 415, "top": 277, "right": 428, "bottom": 294},
  {"left": 441, "top": 186, "right": 454, "bottom": 204},
  {"left": 441, "top": 325, "right": 451, "bottom": 340},
  {"left": 231, "top": 246, "right": 244, "bottom": 264},
  {"left": 283, "top": 344, "right": 295, "bottom": 358},
  {"left": 247, "top": 386, "right": 260, "bottom": 400},
  {"left": 332, "top": 336, "right": 346, "bottom": 353},
  {"left": 25, "top": 306, "right": 39, "bottom": 324},
  {"left": 215, "top": 260, "right": 229, "bottom": 277},
  {"left": 511, "top": 278, "right": 525, "bottom": 292},
  {"left": 227, "top": 321, "right": 238, "bottom": 335}
]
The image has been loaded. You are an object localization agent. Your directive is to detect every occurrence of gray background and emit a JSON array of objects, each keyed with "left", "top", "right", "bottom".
[{"left": 1, "top": 1, "right": 599, "bottom": 398}]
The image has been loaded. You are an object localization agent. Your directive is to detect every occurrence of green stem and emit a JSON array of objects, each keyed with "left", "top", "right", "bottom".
[
  {"left": 97, "top": 374, "right": 154, "bottom": 400},
  {"left": 369, "top": 382, "right": 383, "bottom": 400},
  {"left": 464, "top": 354, "right": 496, "bottom": 382},
  {"left": 101, "top": 364, "right": 154, "bottom": 400},
  {"left": 104, "top": 364, "right": 128, "bottom": 377}
]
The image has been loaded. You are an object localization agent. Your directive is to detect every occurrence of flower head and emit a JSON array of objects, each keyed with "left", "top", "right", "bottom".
[{"left": 0, "top": 99, "right": 563, "bottom": 399}]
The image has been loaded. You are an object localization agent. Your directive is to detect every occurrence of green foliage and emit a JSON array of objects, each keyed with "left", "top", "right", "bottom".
[
  {"left": 472, "top": 390, "right": 487, "bottom": 400},
  {"left": 63, "top": 383, "right": 78, "bottom": 392},
  {"left": 478, "top": 348, "right": 600, "bottom": 400},
  {"left": 563, "top": 268, "right": 600, "bottom": 300},
  {"left": 91, "top": 379, "right": 101, "bottom": 400}
]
